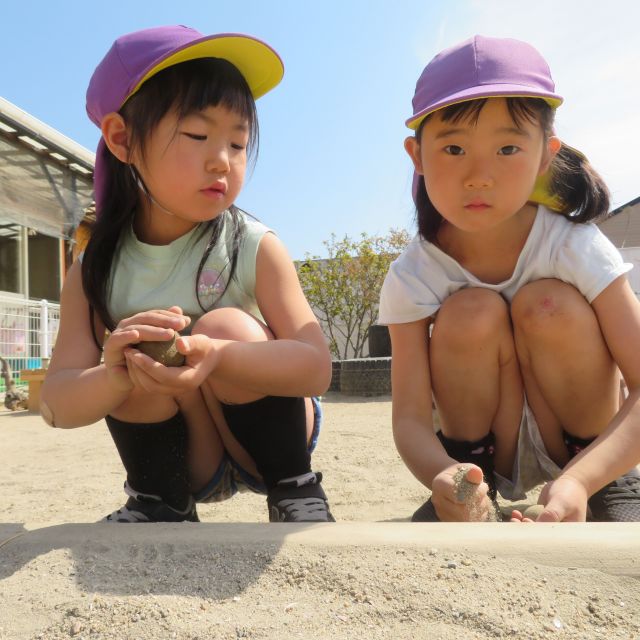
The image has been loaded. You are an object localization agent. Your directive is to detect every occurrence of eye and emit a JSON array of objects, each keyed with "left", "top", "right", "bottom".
[
  {"left": 444, "top": 145, "right": 464, "bottom": 156},
  {"left": 498, "top": 145, "right": 520, "bottom": 156},
  {"left": 230, "top": 143, "right": 246, "bottom": 151},
  {"left": 183, "top": 133, "right": 207, "bottom": 141}
]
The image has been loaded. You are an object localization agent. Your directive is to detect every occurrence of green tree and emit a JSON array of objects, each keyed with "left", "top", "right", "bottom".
[{"left": 298, "top": 229, "right": 410, "bottom": 360}]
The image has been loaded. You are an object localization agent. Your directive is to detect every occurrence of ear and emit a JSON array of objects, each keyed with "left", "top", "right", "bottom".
[
  {"left": 101, "top": 112, "right": 131, "bottom": 163},
  {"left": 404, "top": 136, "right": 424, "bottom": 174},
  {"left": 538, "top": 135, "right": 561, "bottom": 176}
]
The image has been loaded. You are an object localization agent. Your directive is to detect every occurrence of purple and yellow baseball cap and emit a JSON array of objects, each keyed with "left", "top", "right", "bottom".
[
  {"left": 408, "top": 35, "right": 565, "bottom": 211},
  {"left": 406, "top": 35, "right": 563, "bottom": 130},
  {"left": 86, "top": 25, "right": 284, "bottom": 215}
]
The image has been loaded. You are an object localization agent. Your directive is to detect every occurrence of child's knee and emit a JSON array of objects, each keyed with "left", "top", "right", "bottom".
[
  {"left": 193, "top": 307, "right": 273, "bottom": 342},
  {"left": 511, "top": 279, "right": 592, "bottom": 339},
  {"left": 435, "top": 288, "right": 510, "bottom": 347}
]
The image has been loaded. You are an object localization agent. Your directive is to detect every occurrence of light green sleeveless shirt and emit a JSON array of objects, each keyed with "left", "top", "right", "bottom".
[{"left": 107, "top": 210, "right": 270, "bottom": 332}]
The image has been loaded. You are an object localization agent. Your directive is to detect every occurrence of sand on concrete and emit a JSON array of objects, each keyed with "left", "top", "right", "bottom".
[{"left": 1, "top": 394, "right": 639, "bottom": 640}]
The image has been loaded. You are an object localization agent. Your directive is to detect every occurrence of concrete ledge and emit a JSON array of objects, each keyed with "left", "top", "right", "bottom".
[{"left": 2, "top": 522, "right": 639, "bottom": 576}]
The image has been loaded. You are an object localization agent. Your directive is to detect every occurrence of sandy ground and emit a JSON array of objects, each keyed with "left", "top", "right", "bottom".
[{"left": 1, "top": 394, "right": 639, "bottom": 639}]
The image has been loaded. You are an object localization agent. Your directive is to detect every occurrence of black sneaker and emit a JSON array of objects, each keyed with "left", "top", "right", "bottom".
[
  {"left": 588, "top": 467, "right": 640, "bottom": 522},
  {"left": 267, "top": 472, "right": 335, "bottom": 522},
  {"left": 104, "top": 483, "right": 200, "bottom": 523},
  {"left": 411, "top": 497, "right": 439, "bottom": 522}
]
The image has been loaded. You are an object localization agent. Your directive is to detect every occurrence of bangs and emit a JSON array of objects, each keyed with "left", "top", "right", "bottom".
[
  {"left": 172, "top": 58, "right": 257, "bottom": 132},
  {"left": 419, "top": 97, "right": 553, "bottom": 135},
  {"left": 122, "top": 57, "right": 259, "bottom": 159}
]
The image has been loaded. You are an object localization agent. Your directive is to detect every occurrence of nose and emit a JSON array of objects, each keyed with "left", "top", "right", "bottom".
[
  {"left": 205, "top": 144, "right": 230, "bottom": 174},
  {"left": 464, "top": 161, "right": 493, "bottom": 189}
]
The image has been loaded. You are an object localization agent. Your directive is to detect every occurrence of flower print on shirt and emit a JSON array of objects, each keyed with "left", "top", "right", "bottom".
[{"left": 197, "top": 266, "right": 227, "bottom": 308}]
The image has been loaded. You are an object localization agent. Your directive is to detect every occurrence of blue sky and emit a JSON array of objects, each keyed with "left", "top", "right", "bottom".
[{"left": 2, "top": 0, "right": 639, "bottom": 259}]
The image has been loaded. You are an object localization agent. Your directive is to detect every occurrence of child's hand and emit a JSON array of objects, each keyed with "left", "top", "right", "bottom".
[
  {"left": 532, "top": 476, "right": 589, "bottom": 522},
  {"left": 104, "top": 306, "right": 190, "bottom": 392},
  {"left": 431, "top": 464, "right": 494, "bottom": 521},
  {"left": 123, "top": 333, "right": 219, "bottom": 397}
]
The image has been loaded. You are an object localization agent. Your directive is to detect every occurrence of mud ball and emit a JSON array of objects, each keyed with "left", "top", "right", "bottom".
[{"left": 136, "top": 332, "right": 185, "bottom": 367}]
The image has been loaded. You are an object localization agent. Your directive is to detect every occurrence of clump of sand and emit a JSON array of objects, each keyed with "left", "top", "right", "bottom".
[{"left": 453, "top": 465, "right": 501, "bottom": 522}]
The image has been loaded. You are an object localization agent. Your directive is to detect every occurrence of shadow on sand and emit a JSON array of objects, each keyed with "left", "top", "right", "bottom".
[{"left": 0, "top": 522, "right": 326, "bottom": 599}]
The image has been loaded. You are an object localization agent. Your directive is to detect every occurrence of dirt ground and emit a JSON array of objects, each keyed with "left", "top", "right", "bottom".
[{"left": 1, "top": 394, "right": 639, "bottom": 639}]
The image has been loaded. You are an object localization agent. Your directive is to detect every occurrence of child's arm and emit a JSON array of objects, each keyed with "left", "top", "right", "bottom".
[
  {"left": 389, "top": 320, "right": 493, "bottom": 521},
  {"left": 40, "top": 261, "right": 188, "bottom": 428},
  {"left": 116, "top": 232, "right": 332, "bottom": 399},
  {"left": 220, "top": 231, "right": 332, "bottom": 396},
  {"left": 538, "top": 275, "right": 640, "bottom": 521}
]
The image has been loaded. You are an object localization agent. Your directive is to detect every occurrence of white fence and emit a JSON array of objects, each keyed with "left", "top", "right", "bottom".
[{"left": 0, "top": 295, "right": 59, "bottom": 389}]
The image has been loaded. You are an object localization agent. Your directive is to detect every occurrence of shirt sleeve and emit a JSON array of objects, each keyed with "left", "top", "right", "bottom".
[
  {"left": 378, "top": 251, "right": 441, "bottom": 325},
  {"left": 554, "top": 223, "right": 632, "bottom": 302}
]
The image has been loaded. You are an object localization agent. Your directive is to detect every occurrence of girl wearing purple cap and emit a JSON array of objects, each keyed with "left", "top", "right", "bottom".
[
  {"left": 379, "top": 35, "right": 640, "bottom": 522},
  {"left": 40, "top": 26, "right": 334, "bottom": 523}
]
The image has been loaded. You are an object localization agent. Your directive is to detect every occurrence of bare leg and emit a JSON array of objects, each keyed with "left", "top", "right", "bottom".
[
  {"left": 190, "top": 308, "right": 314, "bottom": 487},
  {"left": 108, "top": 380, "right": 226, "bottom": 496},
  {"left": 110, "top": 386, "right": 179, "bottom": 423},
  {"left": 511, "top": 279, "right": 620, "bottom": 467},
  {"left": 430, "top": 288, "right": 523, "bottom": 477}
]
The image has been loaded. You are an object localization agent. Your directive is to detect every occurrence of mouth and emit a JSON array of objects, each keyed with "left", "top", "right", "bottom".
[
  {"left": 464, "top": 201, "right": 491, "bottom": 211},
  {"left": 201, "top": 183, "right": 227, "bottom": 198}
]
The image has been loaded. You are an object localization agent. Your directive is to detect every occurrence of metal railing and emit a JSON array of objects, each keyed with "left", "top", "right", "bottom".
[{"left": 0, "top": 295, "right": 59, "bottom": 390}]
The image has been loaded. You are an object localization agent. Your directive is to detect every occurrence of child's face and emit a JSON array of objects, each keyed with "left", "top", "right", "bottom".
[
  {"left": 132, "top": 104, "right": 249, "bottom": 233},
  {"left": 406, "top": 98, "right": 557, "bottom": 235}
]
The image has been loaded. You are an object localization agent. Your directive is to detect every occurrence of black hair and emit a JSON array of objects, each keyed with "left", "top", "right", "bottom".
[
  {"left": 413, "top": 97, "right": 610, "bottom": 242},
  {"left": 82, "top": 57, "right": 258, "bottom": 332}
]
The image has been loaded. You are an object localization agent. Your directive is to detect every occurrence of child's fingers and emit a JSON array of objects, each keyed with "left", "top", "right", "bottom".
[
  {"left": 114, "top": 325, "right": 175, "bottom": 346},
  {"left": 535, "top": 504, "right": 563, "bottom": 522},
  {"left": 462, "top": 465, "right": 484, "bottom": 487},
  {"left": 166, "top": 305, "right": 189, "bottom": 323},
  {"left": 175, "top": 334, "right": 208, "bottom": 356},
  {"left": 125, "top": 352, "right": 177, "bottom": 394},
  {"left": 117, "top": 309, "right": 190, "bottom": 332},
  {"left": 125, "top": 349, "right": 201, "bottom": 394}
]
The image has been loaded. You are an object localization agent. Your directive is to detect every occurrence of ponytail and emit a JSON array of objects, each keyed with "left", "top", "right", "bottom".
[{"left": 549, "top": 144, "right": 610, "bottom": 223}]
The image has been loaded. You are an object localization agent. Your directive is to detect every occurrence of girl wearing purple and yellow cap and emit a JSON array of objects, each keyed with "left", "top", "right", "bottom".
[
  {"left": 41, "top": 26, "right": 334, "bottom": 523},
  {"left": 379, "top": 35, "right": 640, "bottom": 523}
]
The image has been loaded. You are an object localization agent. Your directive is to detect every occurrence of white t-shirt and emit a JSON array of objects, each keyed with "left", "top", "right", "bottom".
[{"left": 379, "top": 206, "right": 632, "bottom": 325}]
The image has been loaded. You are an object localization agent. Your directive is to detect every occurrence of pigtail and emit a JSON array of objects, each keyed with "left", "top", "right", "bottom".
[
  {"left": 549, "top": 145, "right": 610, "bottom": 223},
  {"left": 82, "top": 152, "right": 138, "bottom": 332}
]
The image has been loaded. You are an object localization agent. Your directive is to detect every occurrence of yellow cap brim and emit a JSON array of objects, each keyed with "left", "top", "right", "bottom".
[
  {"left": 530, "top": 171, "right": 564, "bottom": 211},
  {"left": 128, "top": 34, "right": 284, "bottom": 103},
  {"left": 529, "top": 142, "right": 585, "bottom": 212}
]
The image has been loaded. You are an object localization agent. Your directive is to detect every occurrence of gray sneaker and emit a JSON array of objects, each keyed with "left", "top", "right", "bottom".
[
  {"left": 105, "top": 482, "right": 199, "bottom": 523},
  {"left": 267, "top": 472, "right": 335, "bottom": 522},
  {"left": 588, "top": 467, "right": 640, "bottom": 522}
]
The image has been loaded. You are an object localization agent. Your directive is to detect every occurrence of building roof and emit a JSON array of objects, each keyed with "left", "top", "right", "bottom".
[
  {"left": 0, "top": 97, "right": 94, "bottom": 239},
  {"left": 598, "top": 196, "right": 640, "bottom": 248}
]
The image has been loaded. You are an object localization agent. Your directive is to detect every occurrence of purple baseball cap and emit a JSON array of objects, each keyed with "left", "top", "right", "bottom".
[
  {"left": 406, "top": 35, "right": 563, "bottom": 130},
  {"left": 86, "top": 25, "right": 284, "bottom": 216}
]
